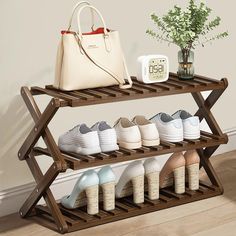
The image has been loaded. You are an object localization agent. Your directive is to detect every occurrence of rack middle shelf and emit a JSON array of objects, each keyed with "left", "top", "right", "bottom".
[{"left": 33, "top": 131, "right": 228, "bottom": 170}]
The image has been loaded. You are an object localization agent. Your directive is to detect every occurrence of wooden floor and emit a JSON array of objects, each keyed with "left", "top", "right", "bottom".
[{"left": 1, "top": 151, "right": 236, "bottom": 236}]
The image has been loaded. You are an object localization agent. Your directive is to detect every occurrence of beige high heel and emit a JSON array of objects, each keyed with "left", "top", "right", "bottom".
[
  {"left": 184, "top": 150, "right": 200, "bottom": 190},
  {"left": 160, "top": 152, "right": 186, "bottom": 194},
  {"left": 116, "top": 161, "right": 145, "bottom": 204},
  {"left": 117, "top": 175, "right": 144, "bottom": 204},
  {"left": 144, "top": 158, "right": 161, "bottom": 200}
]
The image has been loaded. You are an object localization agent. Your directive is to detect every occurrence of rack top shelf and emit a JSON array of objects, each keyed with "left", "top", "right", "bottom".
[{"left": 30, "top": 73, "right": 228, "bottom": 107}]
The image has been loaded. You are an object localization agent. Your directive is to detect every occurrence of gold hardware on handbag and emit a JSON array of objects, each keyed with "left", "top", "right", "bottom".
[{"left": 54, "top": 1, "right": 133, "bottom": 91}]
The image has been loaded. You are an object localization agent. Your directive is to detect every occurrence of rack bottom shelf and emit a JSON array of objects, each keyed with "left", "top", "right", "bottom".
[{"left": 29, "top": 181, "right": 222, "bottom": 233}]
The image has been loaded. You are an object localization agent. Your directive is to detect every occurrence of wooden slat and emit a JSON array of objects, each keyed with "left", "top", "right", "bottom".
[
  {"left": 159, "top": 193, "right": 172, "bottom": 202},
  {"left": 108, "top": 150, "right": 124, "bottom": 157},
  {"left": 200, "top": 131, "right": 221, "bottom": 140},
  {"left": 33, "top": 147, "right": 80, "bottom": 170},
  {"left": 80, "top": 90, "right": 107, "bottom": 99},
  {"left": 96, "top": 87, "right": 121, "bottom": 97},
  {"left": 161, "top": 189, "right": 184, "bottom": 199},
  {"left": 169, "top": 72, "right": 221, "bottom": 84},
  {"left": 129, "top": 86, "right": 146, "bottom": 94},
  {"left": 106, "top": 208, "right": 122, "bottom": 216},
  {"left": 144, "top": 196, "right": 161, "bottom": 206},
  {"left": 37, "top": 213, "right": 56, "bottom": 224},
  {"left": 160, "top": 141, "right": 176, "bottom": 148},
  {"left": 69, "top": 91, "right": 95, "bottom": 101},
  {"left": 119, "top": 147, "right": 137, "bottom": 155},
  {"left": 184, "top": 138, "right": 201, "bottom": 144},
  {"left": 194, "top": 74, "right": 221, "bottom": 84},
  {"left": 35, "top": 205, "right": 77, "bottom": 226},
  {"left": 108, "top": 87, "right": 135, "bottom": 95},
  {"left": 200, "top": 181, "right": 217, "bottom": 191},
  {"left": 37, "top": 206, "right": 77, "bottom": 226},
  {"left": 59, "top": 206, "right": 88, "bottom": 222},
  {"left": 61, "top": 150, "right": 95, "bottom": 162},
  {"left": 132, "top": 81, "right": 159, "bottom": 92},
  {"left": 197, "top": 187, "right": 207, "bottom": 194},
  {"left": 149, "top": 145, "right": 163, "bottom": 151},
  {"left": 31, "top": 87, "right": 77, "bottom": 103},
  {"left": 199, "top": 135, "right": 212, "bottom": 143},
  {"left": 94, "top": 211, "right": 108, "bottom": 219},
  {"left": 165, "top": 80, "right": 185, "bottom": 89},
  {"left": 122, "top": 198, "right": 145, "bottom": 209},
  {"left": 94, "top": 153, "right": 110, "bottom": 160},
  {"left": 115, "top": 202, "right": 133, "bottom": 212},
  {"left": 175, "top": 141, "right": 188, "bottom": 147},
  {"left": 184, "top": 188, "right": 197, "bottom": 197},
  {"left": 168, "top": 77, "right": 196, "bottom": 87},
  {"left": 136, "top": 147, "right": 150, "bottom": 153},
  {"left": 192, "top": 78, "right": 210, "bottom": 86},
  {"left": 152, "top": 83, "right": 174, "bottom": 91},
  {"left": 177, "top": 80, "right": 200, "bottom": 88}
]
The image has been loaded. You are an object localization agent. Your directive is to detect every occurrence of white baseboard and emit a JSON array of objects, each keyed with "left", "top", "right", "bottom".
[{"left": 1, "top": 128, "right": 236, "bottom": 217}]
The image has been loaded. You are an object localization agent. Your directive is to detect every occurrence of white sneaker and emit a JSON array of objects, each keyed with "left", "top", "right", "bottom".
[
  {"left": 91, "top": 121, "right": 119, "bottom": 152},
  {"left": 172, "top": 110, "right": 200, "bottom": 140},
  {"left": 132, "top": 116, "right": 160, "bottom": 146},
  {"left": 58, "top": 124, "right": 101, "bottom": 155},
  {"left": 150, "top": 113, "right": 183, "bottom": 142},
  {"left": 114, "top": 118, "right": 142, "bottom": 149}
]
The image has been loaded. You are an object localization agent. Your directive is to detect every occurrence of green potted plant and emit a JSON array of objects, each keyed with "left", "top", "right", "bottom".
[{"left": 146, "top": 0, "right": 228, "bottom": 80}]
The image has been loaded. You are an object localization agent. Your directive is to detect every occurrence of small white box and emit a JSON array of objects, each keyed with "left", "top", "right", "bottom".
[{"left": 137, "top": 55, "right": 169, "bottom": 83}]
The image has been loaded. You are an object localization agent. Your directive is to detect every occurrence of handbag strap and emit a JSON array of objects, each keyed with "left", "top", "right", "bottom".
[
  {"left": 68, "top": 1, "right": 95, "bottom": 31},
  {"left": 75, "top": 5, "right": 132, "bottom": 89},
  {"left": 120, "top": 53, "right": 133, "bottom": 89},
  {"left": 77, "top": 37, "right": 132, "bottom": 89}
]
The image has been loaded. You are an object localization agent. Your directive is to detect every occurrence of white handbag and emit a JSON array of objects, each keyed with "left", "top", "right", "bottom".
[{"left": 54, "top": 2, "right": 133, "bottom": 91}]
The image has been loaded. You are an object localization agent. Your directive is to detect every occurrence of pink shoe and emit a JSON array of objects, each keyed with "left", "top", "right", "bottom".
[{"left": 160, "top": 152, "right": 186, "bottom": 194}]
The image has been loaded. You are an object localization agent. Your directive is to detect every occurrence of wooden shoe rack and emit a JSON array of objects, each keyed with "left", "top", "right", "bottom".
[{"left": 18, "top": 72, "right": 228, "bottom": 234}]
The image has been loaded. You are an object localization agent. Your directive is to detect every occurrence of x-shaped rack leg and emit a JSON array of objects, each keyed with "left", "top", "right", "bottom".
[
  {"left": 18, "top": 87, "right": 68, "bottom": 233},
  {"left": 192, "top": 80, "right": 228, "bottom": 192}
]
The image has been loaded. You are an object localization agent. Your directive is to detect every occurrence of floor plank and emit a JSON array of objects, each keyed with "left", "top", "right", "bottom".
[{"left": 0, "top": 150, "right": 236, "bottom": 236}]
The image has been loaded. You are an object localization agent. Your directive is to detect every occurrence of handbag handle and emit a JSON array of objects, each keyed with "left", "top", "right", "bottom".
[
  {"left": 68, "top": 1, "right": 95, "bottom": 31},
  {"left": 75, "top": 5, "right": 133, "bottom": 89},
  {"left": 76, "top": 5, "right": 109, "bottom": 39}
]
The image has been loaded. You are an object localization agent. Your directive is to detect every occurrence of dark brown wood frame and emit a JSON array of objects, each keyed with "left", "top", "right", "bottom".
[{"left": 18, "top": 73, "right": 228, "bottom": 234}]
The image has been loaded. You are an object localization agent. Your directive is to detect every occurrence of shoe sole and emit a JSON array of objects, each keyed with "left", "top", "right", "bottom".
[
  {"left": 184, "top": 132, "right": 200, "bottom": 140},
  {"left": 59, "top": 144, "right": 101, "bottom": 155},
  {"left": 160, "top": 134, "right": 183, "bottom": 143},
  {"left": 100, "top": 144, "right": 119, "bottom": 153},
  {"left": 118, "top": 140, "right": 142, "bottom": 149},
  {"left": 142, "top": 138, "right": 160, "bottom": 147}
]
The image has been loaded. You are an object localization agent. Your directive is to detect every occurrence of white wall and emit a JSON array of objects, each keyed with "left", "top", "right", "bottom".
[{"left": 0, "top": 0, "right": 235, "bottom": 215}]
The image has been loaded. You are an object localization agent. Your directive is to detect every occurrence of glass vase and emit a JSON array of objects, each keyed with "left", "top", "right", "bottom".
[{"left": 177, "top": 50, "right": 194, "bottom": 80}]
